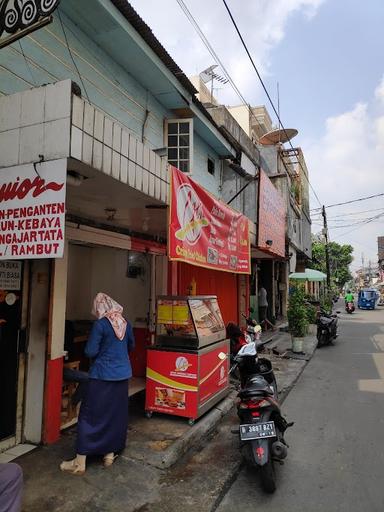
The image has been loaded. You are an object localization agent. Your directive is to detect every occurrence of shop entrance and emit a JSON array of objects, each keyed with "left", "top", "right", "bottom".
[
  {"left": 62, "top": 239, "right": 166, "bottom": 428},
  {"left": 0, "top": 262, "right": 23, "bottom": 442}
]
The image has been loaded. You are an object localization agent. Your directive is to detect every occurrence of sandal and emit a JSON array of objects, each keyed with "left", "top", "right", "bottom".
[
  {"left": 103, "top": 454, "right": 118, "bottom": 468},
  {"left": 60, "top": 459, "right": 85, "bottom": 476}
]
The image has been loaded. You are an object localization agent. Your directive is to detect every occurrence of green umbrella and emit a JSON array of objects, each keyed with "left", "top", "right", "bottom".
[{"left": 289, "top": 268, "right": 327, "bottom": 282}]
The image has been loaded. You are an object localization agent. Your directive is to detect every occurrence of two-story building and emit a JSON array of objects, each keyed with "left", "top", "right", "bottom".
[{"left": 0, "top": 0, "right": 255, "bottom": 451}]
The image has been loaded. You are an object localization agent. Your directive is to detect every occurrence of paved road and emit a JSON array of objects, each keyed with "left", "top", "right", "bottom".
[{"left": 216, "top": 305, "right": 384, "bottom": 512}]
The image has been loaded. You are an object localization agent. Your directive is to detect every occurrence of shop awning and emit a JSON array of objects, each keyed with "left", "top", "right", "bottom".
[{"left": 289, "top": 268, "right": 327, "bottom": 282}]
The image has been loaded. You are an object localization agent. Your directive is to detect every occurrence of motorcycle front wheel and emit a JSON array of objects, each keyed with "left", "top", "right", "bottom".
[{"left": 259, "top": 458, "right": 276, "bottom": 493}]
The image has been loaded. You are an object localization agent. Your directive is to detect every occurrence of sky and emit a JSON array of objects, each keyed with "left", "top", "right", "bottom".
[{"left": 129, "top": 0, "right": 384, "bottom": 270}]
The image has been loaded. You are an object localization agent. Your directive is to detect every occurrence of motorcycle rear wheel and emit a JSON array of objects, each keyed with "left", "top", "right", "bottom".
[
  {"left": 317, "top": 332, "right": 327, "bottom": 347},
  {"left": 259, "top": 458, "right": 276, "bottom": 493}
]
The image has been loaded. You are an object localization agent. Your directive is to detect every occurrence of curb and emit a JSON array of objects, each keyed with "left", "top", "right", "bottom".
[
  {"left": 144, "top": 390, "right": 238, "bottom": 469},
  {"left": 149, "top": 335, "right": 318, "bottom": 470}
]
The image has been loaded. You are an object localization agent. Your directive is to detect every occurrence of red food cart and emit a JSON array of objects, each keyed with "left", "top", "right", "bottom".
[{"left": 145, "top": 295, "right": 230, "bottom": 424}]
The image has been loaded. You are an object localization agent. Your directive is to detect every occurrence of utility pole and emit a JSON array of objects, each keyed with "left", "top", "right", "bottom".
[{"left": 322, "top": 205, "right": 331, "bottom": 288}]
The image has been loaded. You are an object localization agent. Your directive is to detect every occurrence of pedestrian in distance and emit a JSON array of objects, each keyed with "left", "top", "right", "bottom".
[
  {"left": 0, "top": 463, "right": 23, "bottom": 512},
  {"left": 60, "top": 292, "right": 135, "bottom": 475},
  {"left": 258, "top": 284, "right": 268, "bottom": 323},
  {"left": 258, "top": 284, "right": 275, "bottom": 331}
]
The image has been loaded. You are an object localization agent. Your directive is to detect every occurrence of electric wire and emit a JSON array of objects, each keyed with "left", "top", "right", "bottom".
[
  {"left": 175, "top": 0, "right": 265, "bottom": 135},
  {"left": 18, "top": 40, "right": 36, "bottom": 86},
  {"left": 332, "top": 212, "right": 384, "bottom": 240},
  {"left": 311, "top": 207, "right": 384, "bottom": 221},
  {"left": 310, "top": 192, "right": 384, "bottom": 211},
  {"left": 326, "top": 212, "right": 384, "bottom": 229},
  {"left": 57, "top": 8, "right": 91, "bottom": 104},
  {"left": 176, "top": 0, "right": 322, "bottom": 208},
  {"left": 220, "top": 0, "right": 323, "bottom": 208}
]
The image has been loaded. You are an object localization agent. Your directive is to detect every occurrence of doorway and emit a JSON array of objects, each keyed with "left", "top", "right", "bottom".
[{"left": 0, "top": 261, "right": 23, "bottom": 442}]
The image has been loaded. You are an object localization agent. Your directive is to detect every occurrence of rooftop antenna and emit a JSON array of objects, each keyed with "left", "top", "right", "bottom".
[{"left": 199, "top": 65, "right": 229, "bottom": 104}]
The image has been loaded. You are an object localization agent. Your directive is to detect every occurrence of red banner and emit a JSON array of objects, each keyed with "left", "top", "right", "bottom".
[
  {"left": 258, "top": 169, "right": 286, "bottom": 258},
  {"left": 169, "top": 166, "right": 250, "bottom": 274}
]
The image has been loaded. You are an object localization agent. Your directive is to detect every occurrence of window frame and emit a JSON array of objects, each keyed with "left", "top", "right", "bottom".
[
  {"left": 207, "top": 156, "right": 215, "bottom": 176},
  {"left": 165, "top": 118, "right": 194, "bottom": 174}
]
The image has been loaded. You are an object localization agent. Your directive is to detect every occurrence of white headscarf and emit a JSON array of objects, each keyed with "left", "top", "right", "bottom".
[{"left": 92, "top": 292, "right": 127, "bottom": 340}]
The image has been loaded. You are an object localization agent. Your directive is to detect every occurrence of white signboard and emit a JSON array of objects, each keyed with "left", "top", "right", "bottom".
[
  {"left": 0, "top": 261, "right": 22, "bottom": 290},
  {"left": 0, "top": 159, "right": 66, "bottom": 260}
]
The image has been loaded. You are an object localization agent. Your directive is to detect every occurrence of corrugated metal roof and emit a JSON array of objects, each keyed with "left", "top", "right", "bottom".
[
  {"left": 109, "top": 0, "right": 233, "bottom": 152},
  {"left": 110, "top": 0, "right": 197, "bottom": 96}
]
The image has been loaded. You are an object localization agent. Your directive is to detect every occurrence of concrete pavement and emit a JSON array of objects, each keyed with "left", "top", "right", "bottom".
[
  {"left": 14, "top": 330, "right": 318, "bottom": 511},
  {"left": 216, "top": 305, "right": 384, "bottom": 512}
]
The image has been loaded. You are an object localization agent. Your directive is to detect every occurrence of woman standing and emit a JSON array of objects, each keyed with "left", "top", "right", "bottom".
[{"left": 60, "top": 293, "right": 135, "bottom": 475}]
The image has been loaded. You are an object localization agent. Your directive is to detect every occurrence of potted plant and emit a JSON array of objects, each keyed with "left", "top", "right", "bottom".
[
  {"left": 287, "top": 284, "right": 309, "bottom": 353},
  {"left": 305, "top": 302, "right": 318, "bottom": 335}
]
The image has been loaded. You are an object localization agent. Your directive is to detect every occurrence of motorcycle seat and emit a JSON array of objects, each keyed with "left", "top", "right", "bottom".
[
  {"left": 319, "top": 316, "right": 333, "bottom": 324},
  {"left": 239, "top": 375, "right": 274, "bottom": 398}
]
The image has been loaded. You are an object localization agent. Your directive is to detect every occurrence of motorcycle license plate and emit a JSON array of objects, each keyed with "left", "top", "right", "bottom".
[{"left": 239, "top": 421, "right": 276, "bottom": 441}]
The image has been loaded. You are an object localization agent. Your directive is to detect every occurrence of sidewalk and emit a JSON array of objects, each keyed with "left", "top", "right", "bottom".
[{"left": 14, "top": 332, "right": 317, "bottom": 512}]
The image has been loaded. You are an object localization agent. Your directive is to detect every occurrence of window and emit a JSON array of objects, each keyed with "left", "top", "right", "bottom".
[
  {"left": 207, "top": 157, "right": 215, "bottom": 176},
  {"left": 166, "top": 119, "right": 193, "bottom": 173}
]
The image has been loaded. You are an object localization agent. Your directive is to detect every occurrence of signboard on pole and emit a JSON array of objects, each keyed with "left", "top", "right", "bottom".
[
  {"left": 169, "top": 166, "right": 250, "bottom": 274},
  {"left": 258, "top": 169, "right": 286, "bottom": 258},
  {"left": 0, "top": 159, "right": 66, "bottom": 260}
]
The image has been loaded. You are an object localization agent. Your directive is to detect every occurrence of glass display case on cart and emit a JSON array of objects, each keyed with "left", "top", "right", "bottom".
[{"left": 145, "top": 295, "right": 230, "bottom": 424}]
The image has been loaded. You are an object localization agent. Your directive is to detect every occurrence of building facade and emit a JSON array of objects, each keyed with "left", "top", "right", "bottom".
[{"left": 0, "top": 0, "right": 255, "bottom": 451}]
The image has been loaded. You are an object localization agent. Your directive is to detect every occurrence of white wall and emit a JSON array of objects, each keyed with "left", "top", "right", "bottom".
[
  {"left": 66, "top": 244, "right": 150, "bottom": 326},
  {"left": 24, "top": 260, "right": 50, "bottom": 444}
]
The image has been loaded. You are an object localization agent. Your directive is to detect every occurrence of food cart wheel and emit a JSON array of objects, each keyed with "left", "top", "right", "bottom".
[
  {"left": 145, "top": 411, "right": 153, "bottom": 419},
  {"left": 188, "top": 418, "right": 195, "bottom": 426}
]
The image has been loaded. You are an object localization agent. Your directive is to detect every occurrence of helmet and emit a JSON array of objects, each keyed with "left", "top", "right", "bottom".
[{"left": 247, "top": 324, "right": 262, "bottom": 334}]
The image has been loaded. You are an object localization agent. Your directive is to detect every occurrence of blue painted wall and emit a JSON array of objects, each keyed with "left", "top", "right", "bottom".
[{"left": 0, "top": 7, "right": 222, "bottom": 193}]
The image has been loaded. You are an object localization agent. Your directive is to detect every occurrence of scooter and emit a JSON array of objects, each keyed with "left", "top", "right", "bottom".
[
  {"left": 317, "top": 308, "right": 340, "bottom": 347},
  {"left": 345, "top": 302, "right": 355, "bottom": 314},
  {"left": 231, "top": 343, "right": 293, "bottom": 493}
]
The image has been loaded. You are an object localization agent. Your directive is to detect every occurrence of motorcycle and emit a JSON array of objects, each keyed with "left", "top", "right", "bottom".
[
  {"left": 317, "top": 308, "right": 340, "bottom": 347},
  {"left": 345, "top": 302, "right": 355, "bottom": 314},
  {"left": 231, "top": 342, "right": 293, "bottom": 493}
]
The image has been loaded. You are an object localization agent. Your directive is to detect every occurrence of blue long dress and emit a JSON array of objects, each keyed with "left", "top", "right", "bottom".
[{"left": 76, "top": 317, "right": 135, "bottom": 456}]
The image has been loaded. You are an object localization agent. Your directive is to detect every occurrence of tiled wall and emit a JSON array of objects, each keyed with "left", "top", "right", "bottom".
[
  {"left": 0, "top": 80, "right": 71, "bottom": 168},
  {"left": 70, "top": 94, "right": 168, "bottom": 203},
  {"left": 0, "top": 81, "right": 168, "bottom": 203}
]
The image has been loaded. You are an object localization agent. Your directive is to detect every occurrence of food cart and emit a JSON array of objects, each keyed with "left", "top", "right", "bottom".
[{"left": 145, "top": 295, "right": 230, "bottom": 424}]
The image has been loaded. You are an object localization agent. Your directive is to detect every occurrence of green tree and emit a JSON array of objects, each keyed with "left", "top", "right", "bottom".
[{"left": 310, "top": 237, "right": 353, "bottom": 288}]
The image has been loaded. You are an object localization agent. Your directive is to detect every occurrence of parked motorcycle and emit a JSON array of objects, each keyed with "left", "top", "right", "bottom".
[
  {"left": 345, "top": 302, "right": 355, "bottom": 314},
  {"left": 317, "top": 308, "right": 340, "bottom": 347},
  {"left": 231, "top": 342, "right": 293, "bottom": 493}
]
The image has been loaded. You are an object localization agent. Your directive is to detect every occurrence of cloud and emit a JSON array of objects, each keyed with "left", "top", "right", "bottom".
[
  {"left": 374, "top": 75, "right": 384, "bottom": 105},
  {"left": 304, "top": 82, "right": 384, "bottom": 266},
  {"left": 128, "top": 0, "right": 325, "bottom": 104}
]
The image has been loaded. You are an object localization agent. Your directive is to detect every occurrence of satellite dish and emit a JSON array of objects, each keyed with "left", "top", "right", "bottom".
[{"left": 259, "top": 128, "right": 298, "bottom": 146}]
